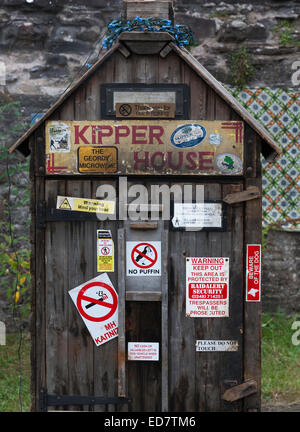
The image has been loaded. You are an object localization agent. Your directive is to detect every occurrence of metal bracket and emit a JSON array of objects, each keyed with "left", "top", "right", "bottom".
[{"left": 39, "top": 387, "right": 131, "bottom": 412}]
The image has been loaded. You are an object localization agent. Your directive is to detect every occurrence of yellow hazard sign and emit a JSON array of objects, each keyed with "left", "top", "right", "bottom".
[
  {"left": 97, "top": 230, "right": 114, "bottom": 273},
  {"left": 59, "top": 198, "right": 72, "bottom": 210},
  {"left": 56, "top": 196, "right": 115, "bottom": 214}
]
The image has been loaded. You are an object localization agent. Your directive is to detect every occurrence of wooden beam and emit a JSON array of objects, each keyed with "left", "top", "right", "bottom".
[
  {"left": 126, "top": 291, "right": 162, "bottom": 301},
  {"left": 118, "top": 42, "right": 131, "bottom": 58},
  {"left": 223, "top": 186, "right": 261, "bottom": 204},
  {"left": 160, "top": 43, "right": 173, "bottom": 58},
  {"left": 129, "top": 222, "right": 158, "bottom": 230},
  {"left": 222, "top": 379, "right": 258, "bottom": 403}
]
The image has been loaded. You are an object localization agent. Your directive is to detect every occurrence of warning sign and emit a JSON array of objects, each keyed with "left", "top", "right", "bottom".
[
  {"left": 59, "top": 198, "right": 72, "bottom": 210},
  {"left": 126, "top": 241, "right": 161, "bottom": 276},
  {"left": 128, "top": 342, "right": 159, "bottom": 361},
  {"left": 68, "top": 273, "right": 118, "bottom": 346},
  {"left": 57, "top": 195, "right": 115, "bottom": 214},
  {"left": 97, "top": 230, "right": 114, "bottom": 273},
  {"left": 186, "top": 257, "right": 229, "bottom": 317},
  {"left": 246, "top": 244, "right": 261, "bottom": 302}
]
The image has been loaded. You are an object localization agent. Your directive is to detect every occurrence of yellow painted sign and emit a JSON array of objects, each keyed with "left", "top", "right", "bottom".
[
  {"left": 78, "top": 146, "right": 117, "bottom": 173},
  {"left": 46, "top": 120, "right": 244, "bottom": 176},
  {"left": 57, "top": 196, "right": 115, "bottom": 214}
]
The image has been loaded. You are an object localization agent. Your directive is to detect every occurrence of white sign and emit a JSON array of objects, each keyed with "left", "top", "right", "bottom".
[
  {"left": 126, "top": 241, "right": 161, "bottom": 276},
  {"left": 196, "top": 340, "right": 238, "bottom": 352},
  {"left": 172, "top": 202, "right": 223, "bottom": 229},
  {"left": 69, "top": 273, "right": 118, "bottom": 346},
  {"left": 186, "top": 257, "right": 229, "bottom": 318},
  {"left": 128, "top": 342, "right": 159, "bottom": 361},
  {"left": 97, "top": 230, "right": 114, "bottom": 273}
]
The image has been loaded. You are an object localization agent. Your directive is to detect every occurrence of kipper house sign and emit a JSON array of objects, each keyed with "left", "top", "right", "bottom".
[{"left": 46, "top": 120, "right": 244, "bottom": 176}]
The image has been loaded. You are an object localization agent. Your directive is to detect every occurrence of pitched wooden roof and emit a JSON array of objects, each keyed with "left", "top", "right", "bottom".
[{"left": 9, "top": 36, "right": 281, "bottom": 161}]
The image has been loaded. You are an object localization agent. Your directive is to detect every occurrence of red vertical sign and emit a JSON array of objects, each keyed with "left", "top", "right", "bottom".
[{"left": 246, "top": 244, "right": 261, "bottom": 302}]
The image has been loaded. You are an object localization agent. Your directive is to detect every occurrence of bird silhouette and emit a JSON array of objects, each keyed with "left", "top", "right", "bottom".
[{"left": 135, "top": 246, "right": 152, "bottom": 265}]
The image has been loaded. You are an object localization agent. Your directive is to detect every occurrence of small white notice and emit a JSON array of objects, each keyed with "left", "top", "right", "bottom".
[
  {"left": 196, "top": 340, "right": 238, "bottom": 352},
  {"left": 172, "top": 203, "right": 223, "bottom": 230},
  {"left": 128, "top": 342, "right": 159, "bottom": 361}
]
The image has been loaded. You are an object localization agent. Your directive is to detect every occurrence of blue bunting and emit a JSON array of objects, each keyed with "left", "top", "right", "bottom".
[{"left": 102, "top": 16, "right": 194, "bottom": 50}]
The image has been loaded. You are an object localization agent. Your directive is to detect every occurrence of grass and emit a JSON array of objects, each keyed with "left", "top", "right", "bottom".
[
  {"left": 262, "top": 311, "right": 300, "bottom": 404},
  {"left": 0, "top": 332, "right": 31, "bottom": 412},
  {"left": 1, "top": 312, "right": 300, "bottom": 410}
]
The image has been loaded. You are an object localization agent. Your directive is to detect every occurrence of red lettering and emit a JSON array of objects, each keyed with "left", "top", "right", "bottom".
[
  {"left": 185, "top": 152, "right": 197, "bottom": 170},
  {"left": 151, "top": 152, "right": 166, "bottom": 170},
  {"left": 149, "top": 126, "right": 164, "bottom": 144},
  {"left": 97, "top": 126, "right": 113, "bottom": 144},
  {"left": 74, "top": 125, "right": 90, "bottom": 145},
  {"left": 115, "top": 125, "right": 130, "bottom": 144},
  {"left": 134, "top": 151, "right": 149, "bottom": 170},
  {"left": 132, "top": 126, "right": 147, "bottom": 144},
  {"left": 91, "top": 125, "right": 97, "bottom": 144},
  {"left": 199, "top": 152, "right": 214, "bottom": 170},
  {"left": 167, "top": 152, "right": 183, "bottom": 170}
]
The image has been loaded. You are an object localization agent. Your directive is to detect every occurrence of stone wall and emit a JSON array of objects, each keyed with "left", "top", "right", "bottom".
[
  {"left": 263, "top": 230, "right": 300, "bottom": 314},
  {"left": 0, "top": 0, "right": 299, "bottom": 321}
]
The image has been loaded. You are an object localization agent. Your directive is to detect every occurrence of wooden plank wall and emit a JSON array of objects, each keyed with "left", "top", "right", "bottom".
[{"left": 31, "top": 48, "right": 261, "bottom": 411}]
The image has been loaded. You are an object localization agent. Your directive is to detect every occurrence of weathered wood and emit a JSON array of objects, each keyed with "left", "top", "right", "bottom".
[
  {"left": 129, "top": 222, "right": 158, "bottom": 230},
  {"left": 125, "top": 291, "right": 162, "bottom": 301},
  {"left": 119, "top": 32, "right": 174, "bottom": 55},
  {"left": 117, "top": 229, "right": 126, "bottom": 398},
  {"left": 223, "top": 186, "right": 261, "bottom": 204},
  {"left": 125, "top": 1, "right": 172, "bottom": 20},
  {"left": 161, "top": 229, "right": 169, "bottom": 412},
  {"left": 222, "top": 379, "right": 258, "bottom": 402},
  {"left": 160, "top": 43, "right": 173, "bottom": 59},
  {"left": 118, "top": 43, "right": 131, "bottom": 59},
  {"left": 66, "top": 180, "right": 94, "bottom": 411},
  {"left": 243, "top": 139, "right": 262, "bottom": 412},
  {"left": 29, "top": 136, "right": 37, "bottom": 411},
  {"left": 33, "top": 131, "right": 46, "bottom": 411},
  {"left": 45, "top": 180, "right": 69, "bottom": 409}
]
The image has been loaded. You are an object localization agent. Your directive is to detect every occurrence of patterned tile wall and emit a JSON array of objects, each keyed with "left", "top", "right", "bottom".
[{"left": 230, "top": 88, "right": 300, "bottom": 231}]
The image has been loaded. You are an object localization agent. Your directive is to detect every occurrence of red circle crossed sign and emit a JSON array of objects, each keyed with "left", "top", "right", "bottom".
[
  {"left": 131, "top": 242, "right": 158, "bottom": 269},
  {"left": 76, "top": 282, "right": 117, "bottom": 322}
]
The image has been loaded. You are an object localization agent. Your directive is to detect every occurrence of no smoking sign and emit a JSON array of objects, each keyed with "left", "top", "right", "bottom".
[
  {"left": 126, "top": 241, "right": 161, "bottom": 276},
  {"left": 69, "top": 273, "right": 118, "bottom": 346}
]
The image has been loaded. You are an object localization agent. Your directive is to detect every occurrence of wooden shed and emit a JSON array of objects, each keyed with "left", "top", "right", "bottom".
[{"left": 10, "top": 0, "right": 281, "bottom": 413}]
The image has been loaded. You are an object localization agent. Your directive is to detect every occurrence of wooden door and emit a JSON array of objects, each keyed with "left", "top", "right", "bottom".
[{"left": 42, "top": 177, "right": 243, "bottom": 412}]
